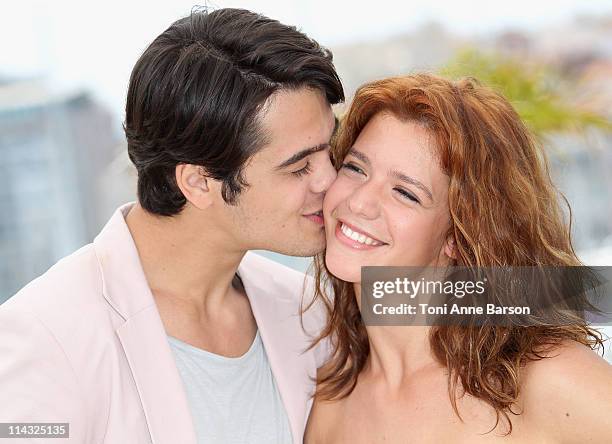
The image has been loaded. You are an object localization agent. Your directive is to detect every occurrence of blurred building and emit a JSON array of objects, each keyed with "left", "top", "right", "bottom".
[
  {"left": 331, "top": 21, "right": 463, "bottom": 104},
  {"left": 98, "top": 143, "right": 138, "bottom": 223},
  {"left": 0, "top": 78, "right": 119, "bottom": 302}
]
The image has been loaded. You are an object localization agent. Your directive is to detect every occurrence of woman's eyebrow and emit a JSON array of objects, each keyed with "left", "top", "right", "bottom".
[
  {"left": 389, "top": 170, "right": 433, "bottom": 202},
  {"left": 346, "top": 148, "right": 370, "bottom": 165},
  {"left": 347, "top": 148, "right": 433, "bottom": 202}
]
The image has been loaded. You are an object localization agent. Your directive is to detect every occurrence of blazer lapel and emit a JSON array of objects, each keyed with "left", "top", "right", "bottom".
[
  {"left": 238, "top": 253, "right": 317, "bottom": 444},
  {"left": 116, "top": 308, "right": 197, "bottom": 444},
  {"left": 94, "top": 203, "right": 197, "bottom": 444}
]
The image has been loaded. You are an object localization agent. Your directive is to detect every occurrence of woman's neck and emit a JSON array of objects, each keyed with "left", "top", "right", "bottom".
[{"left": 354, "top": 282, "right": 440, "bottom": 390}]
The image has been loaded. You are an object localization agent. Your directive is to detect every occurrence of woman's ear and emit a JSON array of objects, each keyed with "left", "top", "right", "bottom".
[{"left": 444, "top": 235, "right": 457, "bottom": 260}]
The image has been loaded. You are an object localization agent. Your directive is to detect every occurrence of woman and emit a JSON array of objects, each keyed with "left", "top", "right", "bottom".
[{"left": 304, "top": 73, "right": 612, "bottom": 443}]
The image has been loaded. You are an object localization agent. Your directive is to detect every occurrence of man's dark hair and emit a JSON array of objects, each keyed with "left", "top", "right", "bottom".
[{"left": 124, "top": 8, "right": 344, "bottom": 216}]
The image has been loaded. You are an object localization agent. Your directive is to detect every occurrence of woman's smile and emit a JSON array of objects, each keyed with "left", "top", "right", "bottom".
[{"left": 334, "top": 220, "right": 388, "bottom": 250}]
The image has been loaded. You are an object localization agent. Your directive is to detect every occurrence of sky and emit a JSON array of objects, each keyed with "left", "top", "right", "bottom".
[{"left": 2, "top": 0, "right": 612, "bottom": 124}]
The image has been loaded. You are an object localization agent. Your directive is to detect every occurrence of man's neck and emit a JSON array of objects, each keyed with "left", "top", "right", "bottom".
[
  {"left": 124, "top": 203, "right": 252, "bottom": 335},
  {"left": 124, "top": 202, "right": 258, "bottom": 356}
]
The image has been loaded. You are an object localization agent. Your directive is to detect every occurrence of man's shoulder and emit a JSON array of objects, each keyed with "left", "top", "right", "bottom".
[
  {"left": 0, "top": 241, "right": 125, "bottom": 380},
  {"left": 5, "top": 244, "right": 100, "bottom": 303},
  {"left": 3, "top": 243, "right": 103, "bottom": 313}
]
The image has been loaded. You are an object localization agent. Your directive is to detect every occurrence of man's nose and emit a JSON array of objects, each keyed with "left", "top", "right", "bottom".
[{"left": 310, "top": 153, "right": 338, "bottom": 194}]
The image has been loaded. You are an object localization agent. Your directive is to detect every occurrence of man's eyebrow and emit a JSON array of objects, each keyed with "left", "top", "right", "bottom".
[
  {"left": 347, "top": 148, "right": 433, "bottom": 202},
  {"left": 275, "top": 143, "right": 330, "bottom": 170}
]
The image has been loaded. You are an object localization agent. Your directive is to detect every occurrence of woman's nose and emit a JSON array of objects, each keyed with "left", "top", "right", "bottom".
[{"left": 347, "top": 183, "right": 379, "bottom": 220}]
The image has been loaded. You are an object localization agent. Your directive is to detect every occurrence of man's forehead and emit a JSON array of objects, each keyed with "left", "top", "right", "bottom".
[{"left": 255, "top": 96, "right": 335, "bottom": 166}]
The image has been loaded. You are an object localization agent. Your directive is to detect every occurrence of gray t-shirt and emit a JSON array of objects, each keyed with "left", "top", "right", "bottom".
[{"left": 168, "top": 331, "right": 293, "bottom": 444}]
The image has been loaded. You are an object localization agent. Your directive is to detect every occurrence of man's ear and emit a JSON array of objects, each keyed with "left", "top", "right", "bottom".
[{"left": 175, "top": 164, "right": 215, "bottom": 210}]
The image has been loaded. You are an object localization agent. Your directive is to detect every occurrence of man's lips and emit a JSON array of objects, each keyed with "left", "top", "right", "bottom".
[{"left": 304, "top": 210, "right": 324, "bottom": 226}]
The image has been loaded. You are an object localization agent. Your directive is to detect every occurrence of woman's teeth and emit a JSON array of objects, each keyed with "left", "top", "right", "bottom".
[{"left": 340, "top": 223, "right": 383, "bottom": 246}]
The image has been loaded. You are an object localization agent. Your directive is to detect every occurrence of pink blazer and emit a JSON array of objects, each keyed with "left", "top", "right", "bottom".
[{"left": 0, "top": 203, "right": 329, "bottom": 444}]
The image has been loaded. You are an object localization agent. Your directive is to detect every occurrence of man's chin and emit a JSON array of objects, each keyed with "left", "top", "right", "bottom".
[
  {"left": 271, "top": 235, "right": 326, "bottom": 258},
  {"left": 283, "top": 244, "right": 325, "bottom": 258}
]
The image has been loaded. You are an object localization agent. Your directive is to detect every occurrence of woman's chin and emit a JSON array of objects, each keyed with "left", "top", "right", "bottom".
[{"left": 324, "top": 251, "right": 360, "bottom": 283}]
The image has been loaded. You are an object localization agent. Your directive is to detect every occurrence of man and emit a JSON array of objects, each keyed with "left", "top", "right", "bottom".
[{"left": 0, "top": 8, "right": 343, "bottom": 443}]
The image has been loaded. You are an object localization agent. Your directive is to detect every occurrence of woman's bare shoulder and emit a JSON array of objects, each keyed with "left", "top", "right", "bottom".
[{"left": 519, "top": 340, "right": 612, "bottom": 443}]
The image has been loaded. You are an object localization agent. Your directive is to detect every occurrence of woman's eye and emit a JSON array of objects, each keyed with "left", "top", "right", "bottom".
[
  {"left": 341, "top": 162, "right": 364, "bottom": 175},
  {"left": 394, "top": 188, "right": 420, "bottom": 204},
  {"left": 291, "top": 161, "right": 312, "bottom": 177}
]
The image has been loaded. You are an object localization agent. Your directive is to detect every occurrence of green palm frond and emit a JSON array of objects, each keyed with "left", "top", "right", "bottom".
[{"left": 440, "top": 49, "right": 612, "bottom": 138}]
